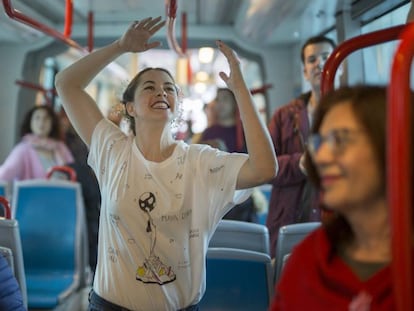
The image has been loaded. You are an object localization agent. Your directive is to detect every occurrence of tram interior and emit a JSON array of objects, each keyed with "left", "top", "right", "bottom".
[{"left": 0, "top": 0, "right": 413, "bottom": 310}]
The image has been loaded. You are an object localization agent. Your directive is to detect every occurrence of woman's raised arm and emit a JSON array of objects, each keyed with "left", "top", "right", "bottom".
[
  {"left": 55, "top": 17, "right": 165, "bottom": 146},
  {"left": 216, "top": 41, "right": 278, "bottom": 189}
]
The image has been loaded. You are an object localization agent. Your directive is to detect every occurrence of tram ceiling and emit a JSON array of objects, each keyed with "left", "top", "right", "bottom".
[{"left": 0, "top": 0, "right": 340, "bottom": 48}]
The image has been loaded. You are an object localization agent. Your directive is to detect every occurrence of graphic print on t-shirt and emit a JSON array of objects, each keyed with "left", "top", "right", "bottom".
[{"left": 135, "top": 191, "right": 176, "bottom": 285}]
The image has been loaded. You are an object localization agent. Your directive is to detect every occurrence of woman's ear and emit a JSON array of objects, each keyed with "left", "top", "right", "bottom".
[{"left": 125, "top": 102, "right": 134, "bottom": 116}]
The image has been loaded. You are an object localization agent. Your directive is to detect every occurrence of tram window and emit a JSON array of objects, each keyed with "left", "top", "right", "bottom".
[
  {"left": 362, "top": 3, "right": 412, "bottom": 85},
  {"left": 34, "top": 58, "right": 58, "bottom": 106}
]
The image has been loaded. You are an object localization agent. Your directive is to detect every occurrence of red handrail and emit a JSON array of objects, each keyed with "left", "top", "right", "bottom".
[
  {"left": 0, "top": 196, "right": 11, "bottom": 219},
  {"left": 388, "top": 23, "right": 413, "bottom": 311},
  {"left": 87, "top": 11, "right": 94, "bottom": 52},
  {"left": 46, "top": 166, "right": 77, "bottom": 182},
  {"left": 2, "top": 0, "right": 88, "bottom": 53},
  {"left": 166, "top": 0, "right": 187, "bottom": 57},
  {"left": 321, "top": 24, "right": 405, "bottom": 95},
  {"left": 63, "top": 0, "right": 73, "bottom": 37},
  {"left": 181, "top": 12, "right": 187, "bottom": 54},
  {"left": 15, "top": 80, "right": 56, "bottom": 106},
  {"left": 250, "top": 84, "right": 273, "bottom": 95},
  {"left": 15, "top": 80, "right": 57, "bottom": 96}
]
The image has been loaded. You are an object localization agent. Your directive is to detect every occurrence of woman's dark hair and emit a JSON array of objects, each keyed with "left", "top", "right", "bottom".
[
  {"left": 20, "top": 105, "right": 62, "bottom": 140},
  {"left": 120, "top": 67, "right": 177, "bottom": 135},
  {"left": 304, "top": 85, "right": 414, "bottom": 249}
]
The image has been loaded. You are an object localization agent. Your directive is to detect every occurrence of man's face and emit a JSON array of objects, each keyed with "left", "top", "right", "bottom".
[{"left": 302, "top": 42, "right": 334, "bottom": 90}]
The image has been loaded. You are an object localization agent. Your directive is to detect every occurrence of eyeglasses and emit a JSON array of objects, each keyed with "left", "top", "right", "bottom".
[{"left": 307, "top": 128, "right": 364, "bottom": 157}]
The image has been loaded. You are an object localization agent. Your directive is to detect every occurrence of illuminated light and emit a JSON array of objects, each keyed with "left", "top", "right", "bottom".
[
  {"left": 198, "top": 47, "right": 214, "bottom": 64},
  {"left": 194, "top": 82, "right": 207, "bottom": 94},
  {"left": 293, "top": 31, "right": 299, "bottom": 38},
  {"left": 129, "top": 54, "right": 138, "bottom": 78},
  {"left": 176, "top": 57, "right": 189, "bottom": 85},
  {"left": 195, "top": 71, "right": 210, "bottom": 82}
]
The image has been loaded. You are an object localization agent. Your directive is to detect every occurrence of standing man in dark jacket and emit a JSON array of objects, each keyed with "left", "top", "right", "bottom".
[{"left": 266, "top": 36, "right": 338, "bottom": 257}]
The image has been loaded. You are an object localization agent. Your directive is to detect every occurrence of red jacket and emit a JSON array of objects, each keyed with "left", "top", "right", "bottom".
[{"left": 270, "top": 227, "right": 413, "bottom": 311}]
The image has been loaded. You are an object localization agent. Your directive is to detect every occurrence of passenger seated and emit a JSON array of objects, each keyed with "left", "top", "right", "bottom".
[
  {"left": 0, "top": 105, "right": 73, "bottom": 181},
  {"left": 0, "top": 253, "right": 26, "bottom": 311},
  {"left": 270, "top": 85, "right": 414, "bottom": 310}
]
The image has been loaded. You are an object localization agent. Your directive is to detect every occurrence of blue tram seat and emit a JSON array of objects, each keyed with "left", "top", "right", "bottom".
[
  {"left": 274, "top": 222, "right": 321, "bottom": 283},
  {"left": 257, "top": 184, "right": 272, "bottom": 225},
  {"left": 209, "top": 219, "right": 270, "bottom": 255},
  {"left": 199, "top": 247, "right": 273, "bottom": 311},
  {"left": 12, "top": 179, "right": 88, "bottom": 309},
  {"left": 0, "top": 218, "right": 27, "bottom": 308},
  {"left": 0, "top": 181, "right": 6, "bottom": 197}
]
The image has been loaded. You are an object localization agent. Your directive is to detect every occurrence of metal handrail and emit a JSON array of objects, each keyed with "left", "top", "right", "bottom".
[
  {"left": 2, "top": 0, "right": 88, "bottom": 53},
  {"left": 321, "top": 24, "right": 405, "bottom": 95},
  {"left": 46, "top": 166, "right": 77, "bottom": 182},
  {"left": 166, "top": 0, "right": 187, "bottom": 57},
  {"left": 0, "top": 196, "right": 11, "bottom": 219},
  {"left": 15, "top": 80, "right": 56, "bottom": 106},
  {"left": 63, "top": 0, "right": 73, "bottom": 37},
  {"left": 388, "top": 22, "right": 414, "bottom": 311}
]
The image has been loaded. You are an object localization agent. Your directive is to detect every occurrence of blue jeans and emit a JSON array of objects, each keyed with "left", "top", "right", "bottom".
[{"left": 88, "top": 290, "right": 199, "bottom": 311}]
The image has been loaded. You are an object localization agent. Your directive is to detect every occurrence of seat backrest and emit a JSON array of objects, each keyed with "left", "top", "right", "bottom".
[
  {"left": 274, "top": 222, "right": 321, "bottom": 283},
  {"left": 209, "top": 220, "right": 270, "bottom": 254},
  {"left": 13, "top": 180, "right": 82, "bottom": 272},
  {"left": 199, "top": 247, "right": 273, "bottom": 311},
  {"left": 12, "top": 179, "right": 87, "bottom": 307},
  {"left": 0, "top": 218, "right": 27, "bottom": 308},
  {"left": 49, "top": 167, "right": 95, "bottom": 286}
]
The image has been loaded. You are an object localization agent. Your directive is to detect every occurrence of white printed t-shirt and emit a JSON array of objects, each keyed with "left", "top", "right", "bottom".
[{"left": 88, "top": 119, "right": 251, "bottom": 311}]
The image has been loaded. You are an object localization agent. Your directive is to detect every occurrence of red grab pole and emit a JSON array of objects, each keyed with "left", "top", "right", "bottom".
[
  {"left": 321, "top": 25, "right": 405, "bottom": 95},
  {"left": 388, "top": 23, "right": 413, "bottom": 311}
]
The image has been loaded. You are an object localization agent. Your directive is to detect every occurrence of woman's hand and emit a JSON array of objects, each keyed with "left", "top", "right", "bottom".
[
  {"left": 118, "top": 17, "right": 166, "bottom": 53},
  {"left": 216, "top": 40, "right": 244, "bottom": 91}
]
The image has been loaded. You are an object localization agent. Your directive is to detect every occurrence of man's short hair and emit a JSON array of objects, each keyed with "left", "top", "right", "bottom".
[{"left": 300, "top": 36, "right": 337, "bottom": 64}]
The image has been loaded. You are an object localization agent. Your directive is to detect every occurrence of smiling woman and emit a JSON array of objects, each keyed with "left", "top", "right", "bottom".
[
  {"left": 270, "top": 85, "right": 414, "bottom": 311},
  {"left": 120, "top": 67, "right": 181, "bottom": 136},
  {"left": 309, "top": 100, "right": 382, "bottom": 212},
  {"left": 54, "top": 16, "right": 276, "bottom": 311}
]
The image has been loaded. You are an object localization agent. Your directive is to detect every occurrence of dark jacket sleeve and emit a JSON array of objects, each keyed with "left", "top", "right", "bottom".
[
  {"left": 0, "top": 255, "right": 26, "bottom": 311},
  {"left": 268, "top": 96, "right": 309, "bottom": 187}
]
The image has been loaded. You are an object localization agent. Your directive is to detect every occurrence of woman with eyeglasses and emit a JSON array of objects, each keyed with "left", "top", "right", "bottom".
[{"left": 270, "top": 85, "right": 414, "bottom": 310}]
